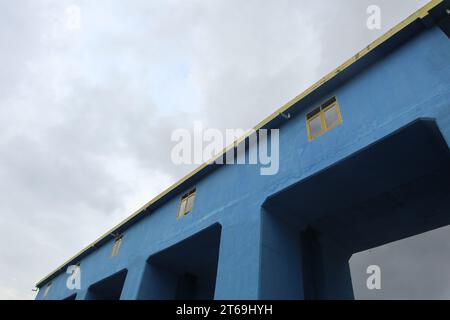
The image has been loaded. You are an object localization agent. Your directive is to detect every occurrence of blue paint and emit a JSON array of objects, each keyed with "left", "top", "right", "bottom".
[{"left": 36, "top": 13, "right": 450, "bottom": 300}]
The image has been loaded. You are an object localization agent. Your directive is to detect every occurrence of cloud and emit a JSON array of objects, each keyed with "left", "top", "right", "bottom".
[
  {"left": 0, "top": 0, "right": 432, "bottom": 299},
  {"left": 350, "top": 225, "right": 450, "bottom": 300}
]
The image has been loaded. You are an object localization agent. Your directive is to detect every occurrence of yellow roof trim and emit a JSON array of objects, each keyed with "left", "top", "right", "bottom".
[{"left": 36, "top": 0, "right": 443, "bottom": 287}]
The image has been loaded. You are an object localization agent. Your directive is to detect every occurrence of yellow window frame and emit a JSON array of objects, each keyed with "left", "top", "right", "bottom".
[
  {"left": 306, "top": 98, "right": 343, "bottom": 141},
  {"left": 177, "top": 189, "right": 196, "bottom": 219},
  {"left": 110, "top": 236, "right": 122, "bottom": 258},
  {"left": 307, "top": 113, "right": 325, "bottom": 141},
  {"left": 322, "top": 102, "right": 343, "bottom": 131}
]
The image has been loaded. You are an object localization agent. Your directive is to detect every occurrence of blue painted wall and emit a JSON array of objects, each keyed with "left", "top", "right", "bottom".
[{"left": 35, "top": 22, "right": 450, "bottom": 300}]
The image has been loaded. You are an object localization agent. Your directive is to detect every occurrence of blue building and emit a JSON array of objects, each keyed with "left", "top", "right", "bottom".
[{"left": 35, "top": 0, "right": 450, "bottom": 300}]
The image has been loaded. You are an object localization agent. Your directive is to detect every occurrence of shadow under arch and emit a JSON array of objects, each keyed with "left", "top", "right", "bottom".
[
  {"left": 85, "top": 269, "right": 128, "bottom": 300},
  {"left": 137, "top": 223, "right": 222, "bottom": 300}
]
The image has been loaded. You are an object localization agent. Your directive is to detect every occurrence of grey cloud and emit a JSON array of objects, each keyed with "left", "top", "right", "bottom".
[{"left": 350, "top": 225, "right": 450, "bottom": 300}]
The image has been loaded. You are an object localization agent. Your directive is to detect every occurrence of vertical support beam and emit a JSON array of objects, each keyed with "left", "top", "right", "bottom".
[
  {"left": 259, "top": 210, "right": 304, "bottom": 299},
  {"left": 309, "top": 232, "right": 354, "bottom": 300},
  {"left": 214, "top": 221, "right": 261, "bottom": 300},
  {"left": 119, "top": 262, "right": 147, "bottom": 300}
]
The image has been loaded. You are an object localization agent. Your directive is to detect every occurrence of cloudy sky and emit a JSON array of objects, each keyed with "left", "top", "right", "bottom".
[{"left": 0, "top": 0, "right": 441, "bottom": 300}]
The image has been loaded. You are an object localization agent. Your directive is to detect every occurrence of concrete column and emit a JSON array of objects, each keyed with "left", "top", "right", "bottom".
[
  {"left": 214, "top": 220, "right": 261, "bottom": 300},
  {"left": 119, "top": 261, "right": 147, "bottom": 300},
  {"left": 309, "top": 231, "right": 354, "bottom": 300},
  {"left": 259, "top": 211, "right": 304, "bottom": 300},
  {"left": 259, "top": 210, "right": 354, "bottom": 300}
]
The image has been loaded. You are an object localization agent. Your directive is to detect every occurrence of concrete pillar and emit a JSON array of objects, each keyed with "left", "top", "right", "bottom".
[
  {"left": 259, "top": 211, "right": 304, "bottom": 299},
  {"left": 214, "top": 221, "right": 261, "bottom": 300},
  {"left": 119, "top": 261, "right": 147, "bottom": 300},
  {"left": 306, "top": 230, "right": 354, "bottom": 300},
  {"left": 259, "top": 210, "right": 354, "bottom": 300}
]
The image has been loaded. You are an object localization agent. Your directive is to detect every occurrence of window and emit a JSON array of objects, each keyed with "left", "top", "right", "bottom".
[
  {"left": 43, "top": 282, "right": 52, "bottom": 298},
  {"left": 177, "top": 188, "right": 196, "bottom": 219},
  {"left": 306, "top": 97, "right": 343, "bottom": 141},
  {"left": 110, "top": 236, "right": 122, "bottom": 258}
]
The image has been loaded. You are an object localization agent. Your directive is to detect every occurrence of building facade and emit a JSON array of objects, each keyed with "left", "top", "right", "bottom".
[{"left": 35, "top": 0, "right": 450, "bottom": 300}]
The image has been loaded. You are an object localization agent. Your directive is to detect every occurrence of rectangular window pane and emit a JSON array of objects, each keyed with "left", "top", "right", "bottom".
[
  {"left": 324, "top": 105, "right": 340, "bottom": 129},
  {"left": 185, "top": 194, "right": 195, "bottom": 214},
  {"left": 178, "top": 198, "right": 187, "bottom": 217},
  {"left": 309, "top": 116, "right": 322, "bottom": 138},
  {"left": 111, "top": 238, "right": 122, "bottom": 257}
]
